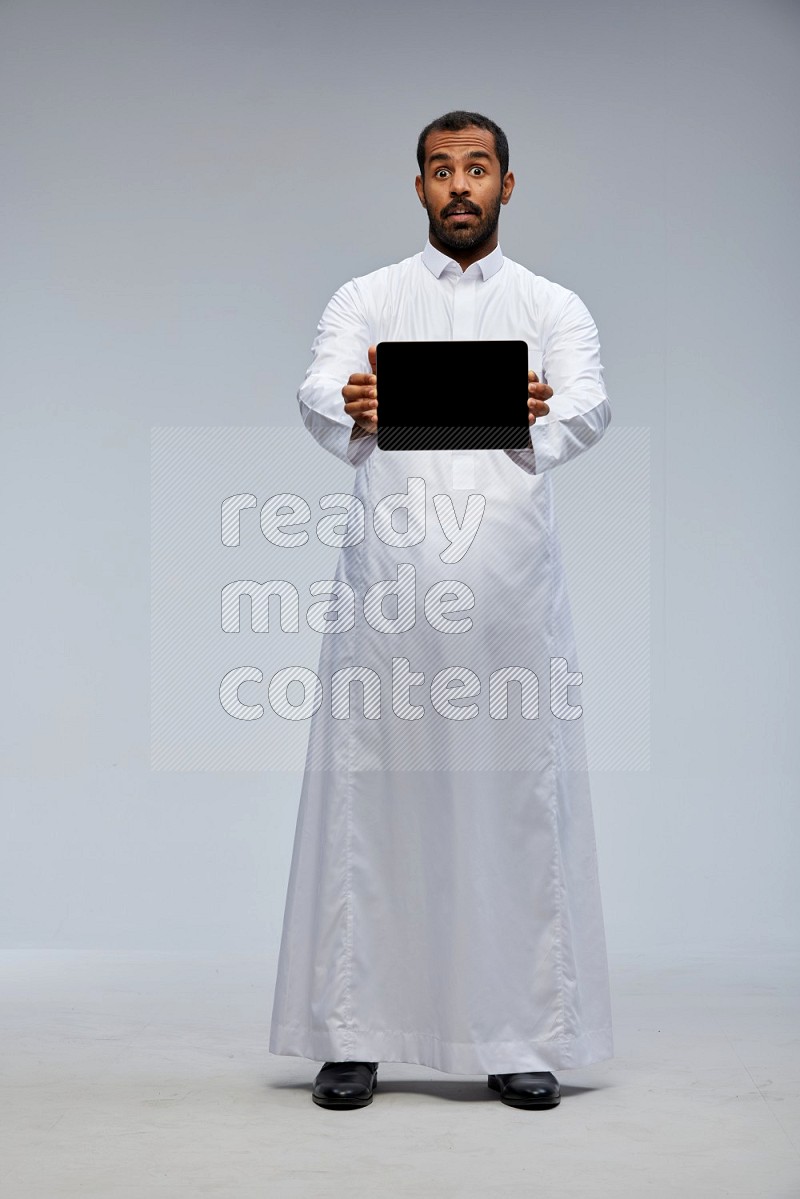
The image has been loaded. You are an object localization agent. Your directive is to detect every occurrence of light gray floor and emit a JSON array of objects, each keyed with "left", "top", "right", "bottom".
[{"left": 0, "top": 948, "right": 797, "bottom": 1198}]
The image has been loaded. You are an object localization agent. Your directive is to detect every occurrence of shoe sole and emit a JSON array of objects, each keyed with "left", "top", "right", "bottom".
[{"left": 496, "top": 1095, "right": 560, "bottom": 1108}]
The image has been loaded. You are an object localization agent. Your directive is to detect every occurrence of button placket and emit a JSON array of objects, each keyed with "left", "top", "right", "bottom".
[{"left": 450, "top": 273, "right": 478, "bottom": 489}]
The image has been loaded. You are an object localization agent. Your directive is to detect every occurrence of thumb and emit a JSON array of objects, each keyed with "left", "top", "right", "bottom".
[{"left": 368, "top": 344, "right": 378, "bottom": 372}]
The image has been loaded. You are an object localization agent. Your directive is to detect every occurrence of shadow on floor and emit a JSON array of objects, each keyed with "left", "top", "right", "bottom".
[{"left": 267, "top": 1077, "right": 604, "bottom": 1104}]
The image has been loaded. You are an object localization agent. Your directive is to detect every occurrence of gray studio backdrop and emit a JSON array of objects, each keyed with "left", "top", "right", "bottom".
[{"left": 2, "top": 0, "right": 798, "bottom": 956}]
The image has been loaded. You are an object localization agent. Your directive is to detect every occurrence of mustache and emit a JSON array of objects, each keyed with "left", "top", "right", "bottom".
[{"left": 440, "top": 201, "right": 482, "bottom": 218}]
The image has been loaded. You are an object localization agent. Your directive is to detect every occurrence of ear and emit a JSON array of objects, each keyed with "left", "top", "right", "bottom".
[
  {"left": 414, "top": 175, "right": 427, "bottom": 208},
  {"left": 500, "top": 171, "right": 515, "bottom": 206}
]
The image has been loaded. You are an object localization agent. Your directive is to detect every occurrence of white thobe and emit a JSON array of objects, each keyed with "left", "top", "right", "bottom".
[{"left": 268, "top": 240, "right": 614, "bottom": 1074}]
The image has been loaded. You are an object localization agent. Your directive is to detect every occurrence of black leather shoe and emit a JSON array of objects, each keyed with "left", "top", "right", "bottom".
[
  {"left": 487, "top": 1071, "right": 561, "bottom": 1108},
  {"left": 312, "top": 1061, "right": 379, "bottom": 1109}
]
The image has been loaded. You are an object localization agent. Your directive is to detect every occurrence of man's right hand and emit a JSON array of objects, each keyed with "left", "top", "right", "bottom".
[{"left": 343, "top": 344, "right": 378, "bottom": 434}]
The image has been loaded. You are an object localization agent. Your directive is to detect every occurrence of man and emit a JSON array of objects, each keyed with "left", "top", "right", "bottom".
[{"left": 269, "top": 111, "right": 614, "bottom": 1110}]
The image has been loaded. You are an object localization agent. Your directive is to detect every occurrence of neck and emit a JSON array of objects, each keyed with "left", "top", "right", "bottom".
[{"left": 428, "top": 231, "right": 499, "bottom": 272}]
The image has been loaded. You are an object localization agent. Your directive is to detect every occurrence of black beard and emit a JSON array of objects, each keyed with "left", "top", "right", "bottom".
[{"left": 426, "top": 190, "right": 503, "bottom": 253}]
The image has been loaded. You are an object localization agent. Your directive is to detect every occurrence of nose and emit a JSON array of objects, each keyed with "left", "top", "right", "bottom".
[{"left": 449, "top": 171, "right": 471, "bottom": 196}]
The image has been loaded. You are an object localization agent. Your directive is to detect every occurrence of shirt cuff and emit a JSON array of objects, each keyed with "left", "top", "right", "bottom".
[{"left": 346, "top": 423, "right": 378, "bottom": 466}]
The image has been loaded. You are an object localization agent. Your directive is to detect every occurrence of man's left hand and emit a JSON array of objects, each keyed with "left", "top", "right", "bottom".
[{"left": 528, "top": 371, "right": 552, "bottom": 424}]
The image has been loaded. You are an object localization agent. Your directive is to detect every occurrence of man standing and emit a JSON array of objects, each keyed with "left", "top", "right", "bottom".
[{"left": 269, "top": 111, "right": 614, "bottom": 1110}]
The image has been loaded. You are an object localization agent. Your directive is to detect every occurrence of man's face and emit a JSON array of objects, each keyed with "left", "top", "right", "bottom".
[{"left": 415, "top": 125, "right": 514, "bottom": 254}]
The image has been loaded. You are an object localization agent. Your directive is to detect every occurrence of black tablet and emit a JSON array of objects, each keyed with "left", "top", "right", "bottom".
[{"left": 376, "top": 340, "right": 530, "bottom": 451}]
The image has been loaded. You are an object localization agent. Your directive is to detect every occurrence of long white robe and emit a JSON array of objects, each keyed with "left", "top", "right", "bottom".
[{"left": 268, "top": 240, "right": 614, "bottom": 1074}]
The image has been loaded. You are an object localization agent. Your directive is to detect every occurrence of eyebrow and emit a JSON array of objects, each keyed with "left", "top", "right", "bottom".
[{"left": 427, "top": 150, "right": 493, "bottom": 165}]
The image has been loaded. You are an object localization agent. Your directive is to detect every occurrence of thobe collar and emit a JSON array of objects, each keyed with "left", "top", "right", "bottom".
[{"left": 422, "top": 238, "right": 504, "bottom": 281}]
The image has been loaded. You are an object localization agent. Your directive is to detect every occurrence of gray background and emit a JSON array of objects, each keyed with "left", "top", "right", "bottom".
[{"left": 2, "top": 0, "right": 798, "bottom": 956}]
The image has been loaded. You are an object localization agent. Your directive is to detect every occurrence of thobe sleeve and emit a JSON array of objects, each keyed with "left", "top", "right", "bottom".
[
  {"left": 297, "top": 279, "right": 378, "bottom": 467},
  {"left": 504, "top": 289, "right": 611, "bottom": 475}
]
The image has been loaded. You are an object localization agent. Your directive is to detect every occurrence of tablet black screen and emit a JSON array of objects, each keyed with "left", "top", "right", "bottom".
[{"left": 376, "top": 340, "right": 530, "bottom": 451}]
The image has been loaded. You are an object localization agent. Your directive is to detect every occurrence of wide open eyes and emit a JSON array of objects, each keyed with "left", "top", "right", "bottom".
[{"left": 433, "top": 166, "right": 486, "bottom": 179}]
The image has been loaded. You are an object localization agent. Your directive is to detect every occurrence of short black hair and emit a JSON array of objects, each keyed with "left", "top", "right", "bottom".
[{"left": 416, "top": 110, "right": 509, "bottom": 179}]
